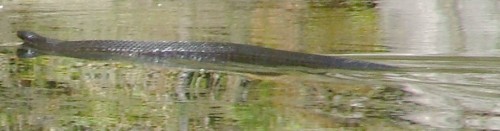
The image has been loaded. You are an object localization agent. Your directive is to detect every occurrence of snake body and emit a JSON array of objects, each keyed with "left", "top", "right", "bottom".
[{"left": 17, "top": 31, "right": 396, "bottom": 70}]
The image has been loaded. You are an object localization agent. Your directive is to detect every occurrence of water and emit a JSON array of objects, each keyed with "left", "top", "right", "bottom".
[{"left": 1, "top": 0, "right": 500, "bottom": 130}]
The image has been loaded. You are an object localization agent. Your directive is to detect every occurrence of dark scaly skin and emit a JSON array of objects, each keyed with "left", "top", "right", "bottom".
[{"left": 17, "top": 31, "right": 397, "bottom": 70}]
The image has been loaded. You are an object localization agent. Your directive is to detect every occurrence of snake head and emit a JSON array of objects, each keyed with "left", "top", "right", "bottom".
[
  {"left": 17, "top": 31, "right": 47, "bottom": 43},
  {"left": 16, "top": 31, "right": 62, "bottom": 51}
]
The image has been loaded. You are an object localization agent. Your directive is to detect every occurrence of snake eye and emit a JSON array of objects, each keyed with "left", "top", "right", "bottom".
[{"left": 26, "top": 34, "right": 35, "bottom": 39}]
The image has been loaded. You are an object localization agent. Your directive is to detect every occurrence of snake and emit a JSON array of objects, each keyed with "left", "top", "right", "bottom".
[{"left": 16, "top": 31, "right": 397, "bottom": 70}]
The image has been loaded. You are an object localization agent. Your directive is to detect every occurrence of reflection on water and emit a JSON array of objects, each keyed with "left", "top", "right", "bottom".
[
  {"left": 1, "top": 0, "right": 500, "bottom": 130},
  {"left": 379, "top": 0, "right": 500, "bottom": 55},
  {"left": 9, "top": 51, "right": 500, "bottom": 130},
  {"left": 0, "top": 54, "right": 407, "bottom": 130}
]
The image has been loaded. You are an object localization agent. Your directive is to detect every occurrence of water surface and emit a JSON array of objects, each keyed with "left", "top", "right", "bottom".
[{"left": 1, "top": 0, "right": 500, "bottom": 130}]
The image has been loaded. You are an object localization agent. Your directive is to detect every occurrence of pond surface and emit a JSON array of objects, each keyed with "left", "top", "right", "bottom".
[{"left": 1, "top": 0, "right": 500, "bottom": 130}]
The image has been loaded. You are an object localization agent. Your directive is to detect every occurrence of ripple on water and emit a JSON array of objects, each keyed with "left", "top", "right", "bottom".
[{"left": 336, "top": 54, "right": 500, "bottom": 130}]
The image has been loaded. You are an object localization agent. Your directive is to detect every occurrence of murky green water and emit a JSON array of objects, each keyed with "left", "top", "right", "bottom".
[{"left": 1, "top": 0, "right": 500, "bottom": 130}]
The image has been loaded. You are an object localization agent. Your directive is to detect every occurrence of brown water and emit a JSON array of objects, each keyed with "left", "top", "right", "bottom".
[{"left": 1, "top": 0, "right": 500, "bottom": 130}]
